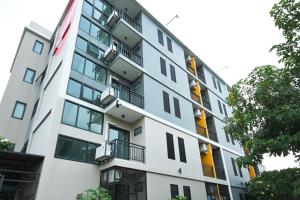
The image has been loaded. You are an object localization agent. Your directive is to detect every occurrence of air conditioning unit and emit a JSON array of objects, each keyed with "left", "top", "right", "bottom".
[
  {"left": 100, "top": 87, "right": 116, "bottom": 105},
  {"left": 107, "top": 10, "right": 119, "bottom": 27},
  {"left": 186, "top": 56, "right": 192, "bottom": 64},
  {"left": 199, "top": 143, "right": 208, "bottom": 154},
  {"left": 194, "top": 109, "right": 202, "bottom": 118},
  {"left": 190, "top": 80, "right": 197, "bottom": 89},
  {"left": 95, "top": 142, "right": 112, "bottom": 161},
  {"left": 103, "top": 43, "right": 118, "bottom": 62}
]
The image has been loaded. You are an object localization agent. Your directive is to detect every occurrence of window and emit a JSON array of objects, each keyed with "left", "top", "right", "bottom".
[
  {"left": 79, "top": 16, "right": 91, "bottom": 33},
  {"left": 90, "top": 23, "right": 110, "bottom": 46},
  {"left": 134, "top": 126, "right": 142, "bottom": 136},
  {"left": 158, "top": 29, "right": 164, "bottom": 45},
  {"left": 173, "top": 97, "right": 181, "bottom": 118},
  {"left": 163, "top": 91, "right": 170, "bottom": 113},
  {"left": 178, "top": 137, "right": 186, "bottom": 163},
  {"left": 212, "top": 76, "right": 217, "bottom": 89},
  {"left": 217, "top": 80, "right": 222, "bottom": 93},
  {"left": 62, "top": 101, "right": 78, "bottom": 126},
  {"left": 170, "top": 184, "right": 179, "bottom": 199},
  {"left": 224, "top": 129, "right": 231, "bottom": 143},
  {"left": 23, "top": 68, "right": 36, "bottom": 84},
  {"left": 76, "top": 36, "right": 88, "bottom": 52},
  {"left": 94, "top": 0, "right": 112, "bottom": 16},
  {"left": 82, "top": 1, "right": 93, "bottom": 16},
  {"left": 160, "top": 57, "right": 167, "bottom": 76},
  {"left": 77, "top": 106, "right": 91, "bottom": 130},
  {"left": 12, "top": 101, "right": 26, "bottom": 119},
  {"left": 222, "top": 104, "right": 228, "bottom": 117},
  {"left": 71, "top": 53, "right": 107, "bottom": 85},
  {"left": 170, "top": 64, "right": 176, "bottom": 82},
  {"left": 231, "top": 158, "right": 238, "bottom": 176},
  {"left": 166, "top": 133, "right": 175, "bottom": 160},
  {"left": 93, "top": 9, "right": 108, "bottom": 26},
  {"left": 87, "top": 42, "right": 104, "bottom": 59},
  {"left": 239, "top": 193, "right": 244, "bottom": 200},
  {"left": 33, "top": 40, "right": 44, "bottom": 54},
  {"left": 238, "top": 165, "right": 244, "bottom": 177},
  {"left": 55, "top": 135, "right": 99, "bottom": 164},
  {"left": 217, "top": 100, "right": 223, "bottom": 114},
  {"left": 167, "top": 37, "right": 173, "bottom": 53},
  {"left": 183, "top": 186, "right": 191, "bottom": 200},
  {"left": 67, "top": 79, "right": 102, "bottom": 106}
]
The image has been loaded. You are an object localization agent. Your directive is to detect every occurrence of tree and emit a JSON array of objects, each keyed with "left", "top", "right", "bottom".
[
  {"left": 76, "top": 188, "right": 111, "bottom": 200},
  {"left": 225, "top": 0, "right": 300, "bottom": 166},
  {"left": 0, "top": 136, "right": 14, "bottom": 151},
  {"left": 246, "top": 168, "right": 300, "bottom": 200},
  {"left": 172, "top": 196, "right": 187, "bottom": 200}
]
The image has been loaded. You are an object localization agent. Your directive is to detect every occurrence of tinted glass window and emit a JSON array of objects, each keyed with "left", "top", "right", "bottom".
[
  {"left": 102, "top": 1, "right": 112, "bottom": 16},
  {"left": 158, "top": 29, "right": 164, "bottom": 45},
  {"left": 33, "top": 40, "right": 44, "bottom": 54},
  {"left": 160, "top": 57, "right": 167, "bottom": 76},
  {"left": 99, "top": 30, "right": 110, "bottom": 46},
  {"left": 170, "top": 184, "right": 179, "bottom": 199},
  {"left": 12, "top": 101, "right": 26, "bottom": 119},
  {"left": 90, "top": 111, "right": 103, "bottom": 133},
  {"left": 95, "top": 65, "right": 107, "bottom": 84},
  {"left": 79, "top": 16, "right": 91, "bottom": 33},
  {"left": 217, "top": 81, "right": 222, "bottom": 93},
  {"left": 87, "top": 143, "right": 98, "bottom": 163},
  {"left": 212, "top": 76, "right": 217, "bottom": 89},
  {"left": 231, "top": 158, "right": 238, "bottom": 176},
  {"left": 82, "top": 1, "right": 93, "bottom": 16},
  {"left": 67, "top": 79, "right": 81, "bottom": 98},
  {"left": 223, "top": 104, "right": 228, "bottom": 117},
  {"left": 167, "top": 37, "right": 173, "bottom": 52},
  {"left": 77, "top": 106, "right": 90, "bottom": 130},
  {"left": 90, "top": 23, "right": 100, "bottom": 39},
  {"left": 71, "top": 139, "right": 87, "bottom": 162},
  {"left": 163, "top": 91, "right": 170, "bottom": 113},
  {"left": 62, "top": 101, "right": 78, "bottom": 126},
  {"left": 82, "top": 85, "right": 93, "bottom": 101},
  {"left": 55, "top": 136, "right": 73, "bottom": 159},
  {"left": 166, "top": 133, "right": 175, "bottom": 160},
  {"left": 217, "top": 100, "right": 223, "bottom": 114},
  {"left": 93, "top": 9, "right": 107, "bottom": 26},
  {"left": 23, "top": 68, "right": 36, "bottom": 84},
  {"left": 84, "top": 59, "right": 96, "bottom": 79},
  {"left": 178, "top": 137, "right": 186, "bottom": 163},
  {"left": 76, "top": 37, "right": 88, "bottom": 52},
  {"left": 183, "top": 186, "right": 191, "bottom": 200},
  {"left": 173, "top": 97, "right": 181, "bottom": 118},
  {"left": 72, "top": 53, "right": 85, "bottom": 73},
  {"left": 170, "top": 65, "right": 176, "bottom": 82}
]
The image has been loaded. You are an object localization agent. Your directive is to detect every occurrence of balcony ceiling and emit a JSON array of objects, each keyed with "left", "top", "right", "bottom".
[
  {"left": 112, "top": 21, "right": 141, "bottom": 48},
  {"left": 106, "top": 0, "right": 140, "bottom": 18}
]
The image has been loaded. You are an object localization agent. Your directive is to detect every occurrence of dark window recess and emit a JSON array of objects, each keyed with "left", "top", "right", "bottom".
[
  {"left": 12, "top": 101, "right": 27, "bottom": 120},
  {"left": 222, "top": 104, "right": 228, "bottom": 117},
  {"left": 23, "top": 68, "right": 36, "bottom": 84},
  {"left": 239, "top": 193, "right": 244, "bottom": 200},
  {"left": 160, "top": 57, "right": 167, "bottom": 76},
  {"left": 178, "top": 137, "right": 186, "bottom": 163},
  {"left": 224, "top": 129, "right": 231, "bottom": 143},
  {"left": 217, "top": 81, "right": 222, "bottom": 93},
  {"left": 31, "top": 99, "right": 39, "bottom": 119},
  {"left": 217, "top": 100, "right": 223, "bottom": 114},
  {"left": 166, "top": 133, "right": 175, "bottom": 160},
  {"left": 170, "top": 64, "right": 176, "bottom": 82},
  {"left": 238, "top": 165, "right": 244, "bottom": 177},
  {"left": 134, "top": 126, "right": 142, "bottom": 136},
  {"left": 212, "top": 76, "right": 217, "bottom": 89},
  {"left": 33, "top": 40, "right": 44, "bottom": 54},
  {"left": 163, "top": 91, "right": 171, "bottom": 113},
  {"left": 55, "top": 135, "right": 99, "bottom": 164},
  {"left": 231, "top": 158, "right": 238, "bottom": 176},
  {"left": 170, "top": 184, "right": 179, "bottom": 199},
  {"left": 173, "top": 97, "right": 181, "bottom": 118},
  {"left": 158, "top": 29, "right": 164, "bottom": 45},
  {"left": 167, "top": 37, "right": 173, "bottom": 53},
  {"left": 183, "top": 186, "right": 191, "bottom": 200}
]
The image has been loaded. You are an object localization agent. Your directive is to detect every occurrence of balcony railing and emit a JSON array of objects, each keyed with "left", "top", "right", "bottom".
[
  {"left": 113, "top": 84, "right": 144, "bottom": 108},
  {"left": 111, "top": 139, "right": 145, "bottom": 163},
  {"left": 116, "top": 42, "right": 143, "bottom": 67},
  {"left": 202, "top": 164, "right": 215, "bottom": 178},
  {"left": 196, "top": 124, "right": 207, "bottom": 137},
  {"left": 116, "top": 9, "right": 142, "bottom": 33}
]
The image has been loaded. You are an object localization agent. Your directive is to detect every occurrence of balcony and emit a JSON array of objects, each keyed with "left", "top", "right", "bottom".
[
  {"left": 202, "top": 99, "right": 211, "bottom": 111},
  {"left": 103, "top": 42, "right": 143, "bottom": 81},
  {"left": 96, "top": 139, "right": 145, "bottom": 163},
  {"left": 202, "top": 163, "right": 215, "bottom": 178},
  {"left": 107, "top": 9, "right": 142, "bottom": 48},
  {"left": 196, "top": 124, "right": 207, "bottom": 137}
]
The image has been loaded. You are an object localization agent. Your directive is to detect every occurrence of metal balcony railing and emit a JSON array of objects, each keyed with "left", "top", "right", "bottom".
[
  {"left": 113, "top": 84, "right": 144, "bottom": 108},
  {"left": 116, "top": 9, "right": 142, "bottom": 33},
  {"left": 196, "top": 124, "right": 207, "bottom": 137},
  {"left": 116, "top": 42, "right": 143, "bottom": 67},
  {"left": 202, "top": 164, "right": 215, "bottom": 178},
  {"left": 110, "top": 139, "right": 145, "bottom": 163}
]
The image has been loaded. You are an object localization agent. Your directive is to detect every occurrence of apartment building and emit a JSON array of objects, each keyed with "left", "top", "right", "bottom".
[{"left": 0, "top": 0, "right": 263, "bottom": 199}]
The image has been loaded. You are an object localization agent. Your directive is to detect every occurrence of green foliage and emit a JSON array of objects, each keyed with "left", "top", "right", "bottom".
[
  {"left": 76, "top": 188, "right": 111, "bottom": 200},
  {"left": 246, "top": 168, "right": 300, "bottom": 200},
  {"left": 225, "top": 0, "right": 300, "bottom": 166},
  {"left": 0, "top": 136, "right": 14, "bottom": 151},
  {"left": 171, "top": 196, "right": 187, "bottom": 200}
]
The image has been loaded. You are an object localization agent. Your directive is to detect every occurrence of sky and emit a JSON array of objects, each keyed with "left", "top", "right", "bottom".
[{"left": 0, "top": 0, "right": 298, "bottom": 171}]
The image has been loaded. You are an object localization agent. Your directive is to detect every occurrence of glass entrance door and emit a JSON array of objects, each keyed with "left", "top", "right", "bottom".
[{"left": 109, "top": 126, "right": 130, "bottom": 160}]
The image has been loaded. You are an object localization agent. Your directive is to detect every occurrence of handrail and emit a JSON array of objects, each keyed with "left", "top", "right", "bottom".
[
  {"left": 110, "top": 139, "right": 145, "bottom": 163},
  {"left": 116, "top": 9, "right": 142, "bottom": 33},
  {"left": 116, "top": 42, "right": 143, "bottom": 67},
  {"left": 112, "top": 84, "right": 144, "bottom": 108}
]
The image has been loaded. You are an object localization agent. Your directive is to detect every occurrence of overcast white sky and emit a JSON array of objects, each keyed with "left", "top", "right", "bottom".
[{"left": 0, "top": 0, "right": 298, "bottom": 170}]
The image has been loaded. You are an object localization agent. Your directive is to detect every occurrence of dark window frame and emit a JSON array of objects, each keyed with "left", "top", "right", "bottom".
[
  {"left": 217, "top": 80, "right": 222, "bottom": 93},
  {"left": 178, "top": 137, "right": 186, "bottom": 163},
  {"left": 231, "top": 158, "right": 238, "bottom": 176},
  {"left": 212, "top": 76, "right": 217, "bottom": 89},
  {"left": 23, "top": 68, "right": 36, "bottom": 84},
  {"left": 170, "top": 64, "right": 176, "bottom": 82},
  {"left": 12, "top": 101, "right": 27, "bottom": 120},
  {"left": 217, "top": 100, "right": 223, "bottom": 114},
  {"left": 167, "top": 37, "right": 173, "bottom": 53},
  {"left": 222, "top": 103, "right": 228, "bottom": 117},
  {"left": 238, "top": 165, "right": 244, "bottom": 177},
  {"left": 183, "top": 186, "right": 191, "bottom": 200},
  {"left": 173, "top": 97, "right": 181, "bottom": 118},
  {"left": 163, "top": 91, "right": 171, "bottom": 113},
  {"left": 170, "top": 184, "right": 179, "bottom": 199},
  {"left": 160, "top": 57, "right": 167, "bottom": 76},
  {"left": 166, "top": 133, "right": 175, "bottom": 160},
  {"left": 158, "top": 29, "right": 164, "bottom": 45},
  {"left": 32, "top": 40, "right": 44, "bottom": 54},
  {"left": 239, "top": 193, "right": 244, "bottom": 200}
]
